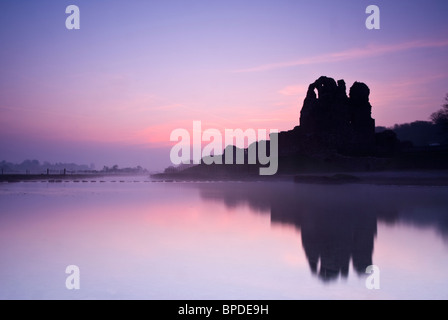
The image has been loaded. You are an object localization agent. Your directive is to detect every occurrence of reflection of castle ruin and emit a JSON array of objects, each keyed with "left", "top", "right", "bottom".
[
  {"left": 278, "top": 76, "right": 376, "bottom": 157},
  {"left": 198, "top": 183, "right": 380, "bottom": 282},
  {"left": 197, "top": 182, "right": 448, "bottom": 283},
  {"left": 269, "top": 186, "right": 377, "bottom": 282}
]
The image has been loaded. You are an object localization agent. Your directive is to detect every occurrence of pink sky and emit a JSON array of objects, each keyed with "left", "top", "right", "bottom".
[{"left": 1, "top": 1, "right": 447, "bottom": 170}]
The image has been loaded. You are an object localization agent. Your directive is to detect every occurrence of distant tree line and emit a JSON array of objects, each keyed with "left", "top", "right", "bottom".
[
  {"left": 0, "top": 160, "right": 91, "bottom": 174},
  {"left": 163, "top": 162, "right": 196, "bottom": 174},
  {"left": 101, "top": 165, "right": 148, "bottom": 174},
  {"left": 0, "top": 160, "right": 148, "bottom": 175},
  {"left": 376, "top": 93, "right": 448, "bottom": 147}
]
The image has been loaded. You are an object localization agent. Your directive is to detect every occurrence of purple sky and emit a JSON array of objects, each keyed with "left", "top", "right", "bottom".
[{"left": 1, "top": 0, "right": 447, "bottom": 171}]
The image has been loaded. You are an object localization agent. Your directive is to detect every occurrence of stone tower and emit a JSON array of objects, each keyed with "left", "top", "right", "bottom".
[{"left": 298, "top": 76, "right": 375, "bottom": 155}]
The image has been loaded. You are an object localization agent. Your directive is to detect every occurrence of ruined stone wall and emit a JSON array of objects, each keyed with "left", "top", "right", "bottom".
[{"left": 279, "top": 76, "right": 376, "bottom": 156}]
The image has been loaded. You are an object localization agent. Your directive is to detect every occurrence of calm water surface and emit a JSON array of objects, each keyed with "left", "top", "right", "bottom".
[{"left": 1, "top": 178, "right": 448, "bottom": 299}]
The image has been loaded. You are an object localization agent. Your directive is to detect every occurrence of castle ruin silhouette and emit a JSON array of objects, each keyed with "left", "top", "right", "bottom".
[{"left": 278, "top": 76, "right": 376, "bottom": 157}]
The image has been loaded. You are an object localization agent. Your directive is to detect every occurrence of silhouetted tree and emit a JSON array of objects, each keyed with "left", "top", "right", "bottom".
[{"left": 431, "top": 93, "right": 448, "bottom": 132}]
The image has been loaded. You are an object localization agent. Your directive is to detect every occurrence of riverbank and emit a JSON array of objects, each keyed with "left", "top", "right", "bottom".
[
  {"left": 0, "top": 173, "right": 149, "bottom": 183},
  {"left": 293, "top": 171, "right": 448, "bottom": 186},
  {"left": 151, "top": 170, "right": 448, "bottom": 186},
  {"left": 3, "top": 171, "right": 448, "bottom": 186}
]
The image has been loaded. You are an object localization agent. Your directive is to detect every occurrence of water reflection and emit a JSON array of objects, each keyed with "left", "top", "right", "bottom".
[
  {"left": 1, "top": 180, "right": 448, "bottom": 299},
  {"left": 197, "top": 182, "right": 448, "bottom": 282}
]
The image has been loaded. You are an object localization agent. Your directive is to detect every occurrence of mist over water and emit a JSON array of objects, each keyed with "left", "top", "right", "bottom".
[{"left": 1, "top": 179, "right": 447, "bottom": 299}]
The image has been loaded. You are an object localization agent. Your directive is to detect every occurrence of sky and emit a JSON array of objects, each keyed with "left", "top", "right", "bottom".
[{"left": 1, "top": 0, "right": 448, "bottom": 171}]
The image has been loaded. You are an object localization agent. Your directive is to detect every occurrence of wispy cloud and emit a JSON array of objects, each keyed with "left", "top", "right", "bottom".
[
  {"left": 371, "top": 73, "right": 448, "bottom": 106},
  {"left": 278, "top": 85, "right": 307, "bottom": 97},
  {"left": 233, "top": 39, "right": 448, "bottom": 73}
]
